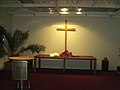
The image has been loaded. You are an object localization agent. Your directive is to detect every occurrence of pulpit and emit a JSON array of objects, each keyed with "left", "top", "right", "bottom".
[{"left": 9, "top": 56, "right": 34, "bottom": 90}]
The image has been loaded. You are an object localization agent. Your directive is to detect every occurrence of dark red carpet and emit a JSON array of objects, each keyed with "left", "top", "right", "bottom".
[{"left": 0, "top": 69, "right": 120, "bottom": 90}]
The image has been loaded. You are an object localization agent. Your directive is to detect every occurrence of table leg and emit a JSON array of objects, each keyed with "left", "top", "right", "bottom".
[
  {"left": 34, "top": 58, "right": 36, "bottom": 72},
  {"left": 17, "top": 81, "right": 19, "bottom": 88},
  {"left": 20, "top": 80, "right": 23, "bottom": 90},
  {"left": 39, "top": 58, "right": 41, "bottom": 68},
  {"left": 28, "top": 81, "right": 30, "bottom": 89},
  {"left": 93, "top": 60, "right": 97, "bottom": 75},
  {"left": 63, "top": 59, "right": 66, "bottom": 72},
  {"left": 90, "top": 60, "right": 92, "bottom": 70}
]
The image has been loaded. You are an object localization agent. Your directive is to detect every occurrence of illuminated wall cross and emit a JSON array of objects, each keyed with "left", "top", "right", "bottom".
[{"left": 57, "top": 20, "right": 76, "bottom": 51}]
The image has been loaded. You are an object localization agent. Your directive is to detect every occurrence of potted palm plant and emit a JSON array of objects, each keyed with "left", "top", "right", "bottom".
[{"left": 0, "top": 26, "right": 46, "bottom": 70}]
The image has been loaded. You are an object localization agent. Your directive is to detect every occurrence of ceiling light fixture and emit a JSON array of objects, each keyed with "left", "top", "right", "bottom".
[
  {"left": 60, "top": 8, "right": 68, "bottom": 12},
  {"left": 76, "top": 7, "right": 82, "bottom": 14},
  {"left": 60, "top": 8, "right": 69, "bottom": 14},
  {"left": 77, "top": 8, "right": 81, "bottom": 11},
  {"left": 59, "top": 12, "right": 69, "bottom": 14},
  {"left": 76, "top": 12, "right": 82, "bottom": 14},
  {"left": 49, "top": 8, "right": 53, "bottom": 14}
]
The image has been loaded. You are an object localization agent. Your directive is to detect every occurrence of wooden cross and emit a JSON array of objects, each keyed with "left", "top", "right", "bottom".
[{"left": 57, "top": 20, "right": 76, "bottom": 51}]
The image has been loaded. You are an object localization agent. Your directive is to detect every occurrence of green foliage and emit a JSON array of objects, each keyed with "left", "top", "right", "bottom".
[
  {"left": 0, "top": 26, "right": 46, "bottom": 58},
  {"left": 0, "top": 43, "right": 6, "bottom": 57},
  {"left": 0, "top": 26, "right": 6, "bottom": 57}
]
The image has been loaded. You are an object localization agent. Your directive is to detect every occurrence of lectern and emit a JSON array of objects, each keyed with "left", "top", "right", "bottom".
[{"left": 9, "top": 56, "right": 34, "bottom": 90}]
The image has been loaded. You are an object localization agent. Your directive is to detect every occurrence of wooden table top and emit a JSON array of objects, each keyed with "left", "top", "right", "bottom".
[
  {"left": 9, "top": 56, "right": 34, "bottom": 60},
  {"left": 35, "top": 54, "right": 97, "bottom": 60}
]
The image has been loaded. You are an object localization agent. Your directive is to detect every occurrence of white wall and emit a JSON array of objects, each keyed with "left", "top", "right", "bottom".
[
  {"left": 0, "top": 11, "right": 12, "bottom": 31},
  {"left": 12, "top": 16, "right": 120, "bottom": 70}
]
